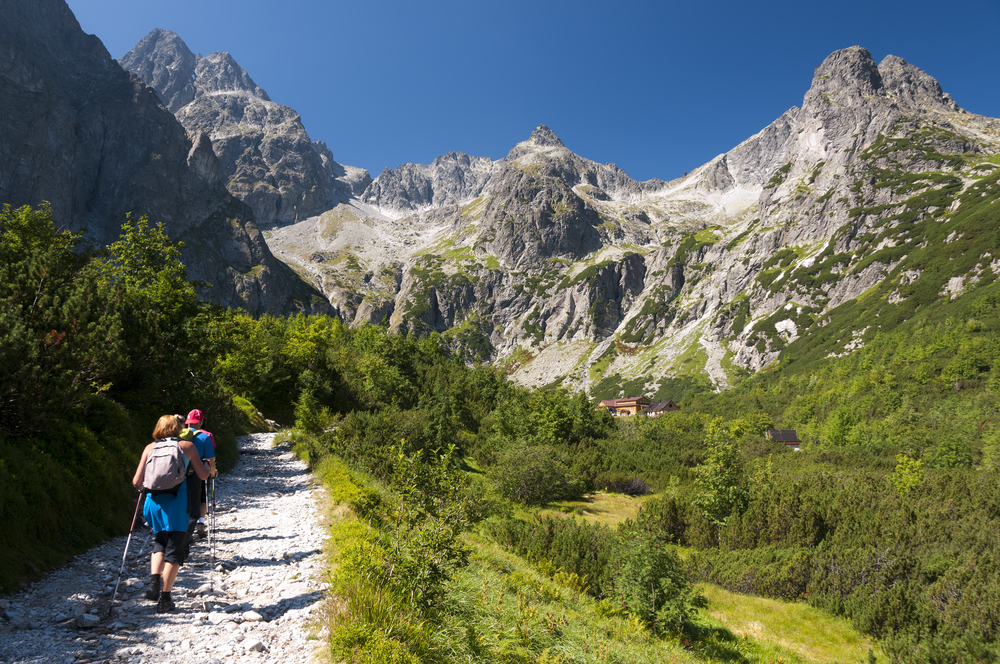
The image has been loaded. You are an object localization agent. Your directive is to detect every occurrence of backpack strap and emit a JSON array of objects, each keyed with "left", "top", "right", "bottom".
[{"left": 194, "top": 429, "right": 217, "bottom": 450}]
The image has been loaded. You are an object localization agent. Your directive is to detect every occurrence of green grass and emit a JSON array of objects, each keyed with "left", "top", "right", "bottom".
[
  {"left": 697, "top": 584, "right": 882, "bottom": 663},
  {"left": 533, "top": 491, "right": 658, "bottom": 527}
]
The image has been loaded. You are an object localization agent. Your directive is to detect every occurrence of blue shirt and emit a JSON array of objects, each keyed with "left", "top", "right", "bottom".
[{"left": 191, "top": 430, "right": 215, "bottom": 461}]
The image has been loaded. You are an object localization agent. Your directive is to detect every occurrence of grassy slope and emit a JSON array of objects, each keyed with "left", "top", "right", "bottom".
[
  {"left": 698, "top": 584, "right": 881, "bottom": 663},
  {"left": 315, "top": 456, "right": 878, "bottom": 663},
  {"left": 539, "top": 493, "right": 881, "bottom": 663}
]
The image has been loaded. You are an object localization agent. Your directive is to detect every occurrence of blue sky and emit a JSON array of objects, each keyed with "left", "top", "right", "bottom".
[{"left": 68, "top": 0, "right": 1000, "bottom": 183}]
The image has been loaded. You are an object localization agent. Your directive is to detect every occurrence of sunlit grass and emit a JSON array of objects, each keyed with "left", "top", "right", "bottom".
[
  {"left": 533, "top": 491, "right": 657, "bottom": 527},
  {"left": 697, "top": 583, "right": 882, "bottom": 663}
]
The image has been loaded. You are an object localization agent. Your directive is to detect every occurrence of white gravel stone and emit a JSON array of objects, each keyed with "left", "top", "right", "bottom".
[{"left": 0, "top": 433, "right": 328, "bottom": 664}]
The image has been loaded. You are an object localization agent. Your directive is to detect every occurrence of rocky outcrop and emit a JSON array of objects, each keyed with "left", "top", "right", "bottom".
[
  {"left": 362, "top": 151, "right": 497, "bottom": 217},
  {"left": 121, "top": 29, "right": 369, "bottom": 228},
  {"left": 0, "top": 0, "right": 318, "bottom": 315}
]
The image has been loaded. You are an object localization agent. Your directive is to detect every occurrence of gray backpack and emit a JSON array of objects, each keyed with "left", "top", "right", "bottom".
[{"left": 142, "top": 438, "right": 186, "bottom": 495}]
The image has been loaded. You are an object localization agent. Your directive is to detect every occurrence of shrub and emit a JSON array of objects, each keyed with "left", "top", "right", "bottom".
[
  {"left": 601, "top": 475, "right": 652, "bottom": 496},
  {"left": 489, "top": 444, "right": 584, "bottom": 505},
  {"left": 687, "top": 546, "right": 813, "bottom": 600},
  {"left": 608, "top": 533, "right": 704, "bottom": 634}
]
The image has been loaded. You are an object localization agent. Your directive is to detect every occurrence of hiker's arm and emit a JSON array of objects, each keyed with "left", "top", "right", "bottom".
[
  {"left": 208, "top": 457, "right": 217, "bottom": 477},
  {"left": 132, "top": 444, "right": 153, "bottom": 490},
  {"left": 181, "top": 441, "right": 211, "bottom": 481}
]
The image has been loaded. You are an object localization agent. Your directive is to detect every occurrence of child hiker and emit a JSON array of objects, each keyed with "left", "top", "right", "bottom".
[
  {"left": 132, "top": 415, "right": 210, "bottom": 613},
  {"left": 182, "top": 409, "right": 217, "bottom": 539}
]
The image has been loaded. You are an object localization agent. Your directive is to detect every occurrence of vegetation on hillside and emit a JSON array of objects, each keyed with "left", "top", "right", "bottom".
[{"left": 4, "top": 200, "right": 1000, "bottom": 662}]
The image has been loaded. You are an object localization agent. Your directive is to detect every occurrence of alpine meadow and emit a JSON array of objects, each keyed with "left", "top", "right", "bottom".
[{"left": 2, "top": 0, "right": 1000, "bottom": 662}]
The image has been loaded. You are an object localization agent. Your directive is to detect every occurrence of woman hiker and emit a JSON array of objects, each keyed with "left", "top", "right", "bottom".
[{"left": 132, "top": 414, "right": 210, "bottom": 613}]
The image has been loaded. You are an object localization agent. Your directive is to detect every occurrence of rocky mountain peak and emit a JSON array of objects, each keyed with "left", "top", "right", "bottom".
[
  {"left": 528, "top": 124, "right": 565, "bottom": 148},
  {"left": 806, "top": 46, "right": 884, "bottom": 105},
  {"left": 505, "top": 124, "right": 569, "bottom": 162},
  {"left": 123, "top": 31, "right": 352, "bottom": 227},
  {"left": 194, "top": 51, "right": 270, "bottom": 101},
  {"left": 118, "top": 28, "right": 197, "bottom": 113},
  {"left": 360, "top": 150, "right": 497, "bottom": 217},
  {"left": 878, "top": 55, "right": 958, "bottom": 113}
]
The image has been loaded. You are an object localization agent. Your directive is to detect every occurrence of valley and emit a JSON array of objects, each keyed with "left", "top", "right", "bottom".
[{"left": 3, "top": 3, "right": 1000, "bottom": 662}]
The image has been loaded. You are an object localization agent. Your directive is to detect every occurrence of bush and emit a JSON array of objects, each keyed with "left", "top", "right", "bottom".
[
  {"left": 484, "top": 514, "right": 617, "bottom": 597},
  {"left": 608, "top": 532, "right": 704, "bottom": 634},
  {"left": 231, "top": 395, "right": 272, "bottom": 434},
  {"left": 488, "top": 444, "right": 584, "bottom": 505},
  {"left": 687, "top": 546, "right": 813, "bottom": 600},
  {"left": 0, "top": 399, "right": 137, "bottom": 592},
  {"left": 601, "top": 475, "right": 651, "bottom": 496}
]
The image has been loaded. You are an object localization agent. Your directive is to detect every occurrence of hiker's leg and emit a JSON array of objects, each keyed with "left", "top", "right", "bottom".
[
  {"left": 151, "top": 551, "right": 164, "bottom": 576},
  {"left": 161, "top": 562, "right": 180, "bottom": 592},
  {"left": 159, "top": 531, "right": 188, "bottom": 592}
]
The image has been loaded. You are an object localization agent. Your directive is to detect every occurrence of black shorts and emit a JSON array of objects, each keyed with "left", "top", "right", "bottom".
[
  {"left": 151, "top": 530, "right": 190, "bottom": 566},
  {"left": 200, "top": 479, "right": 208, "bottom": 504}
]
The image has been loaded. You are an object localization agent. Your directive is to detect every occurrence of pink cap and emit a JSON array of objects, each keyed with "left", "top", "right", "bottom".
[{"left": 185, "top": 409, "right": 203, "bottom": 425}]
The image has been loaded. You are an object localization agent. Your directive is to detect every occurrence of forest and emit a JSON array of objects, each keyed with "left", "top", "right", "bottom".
[{"left": 1, "top": 202, "right": 998, "bottom": 663}]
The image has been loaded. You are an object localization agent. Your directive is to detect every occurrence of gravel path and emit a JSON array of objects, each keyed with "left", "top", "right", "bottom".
[{"left": 0, "top": 433, "right": 329, "bottom": 664}]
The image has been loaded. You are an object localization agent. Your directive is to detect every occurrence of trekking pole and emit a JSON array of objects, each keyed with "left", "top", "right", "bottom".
[
  {"left": 210, "top": 476, "right": 217, "bottom": 573},
  {"left": 137, "top": 530, "right": 152, "bottom": 558},
  {"left": 110, "top": 492, "right": 143, "bottom": 615}
]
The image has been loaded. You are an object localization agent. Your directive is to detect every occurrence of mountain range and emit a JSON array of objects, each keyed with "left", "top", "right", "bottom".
[{"left": 4, "top": 1, "right": 999, "bottom": 399}]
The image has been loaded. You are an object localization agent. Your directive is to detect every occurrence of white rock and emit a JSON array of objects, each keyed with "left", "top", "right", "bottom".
[
  {"left": 192, "top": 582, "right": 214, "bottom": 596},
  {"left": 208, "top": 612, "right": 233, "bottom": 625},
  {"left": 229, "top": 570, "right": 253, "bottom": 583},
  {"left": 244, "top": 638, "right": 266, "bottom": 652},
  {"left": 242, "top": 610, "right": 264, "bottom": 622}
]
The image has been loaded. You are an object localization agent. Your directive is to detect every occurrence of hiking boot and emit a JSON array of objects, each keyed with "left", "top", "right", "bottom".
[
  {"left": 156, "top": 592, "right": 175, "bottom": 613},
  {"left": 145, "top": 574, "right": 161, "bottom": 601},
  {"left": 196, "top": 521, "right": 207, "bottom": 539}
]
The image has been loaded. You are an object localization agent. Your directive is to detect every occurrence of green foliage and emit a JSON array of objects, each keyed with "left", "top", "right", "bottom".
[
  {"left": 383, "top": 444, "right": 477, "bottom": 608},
  {"left": 231, "top": 395, "right": 272, "bottom": 434},
  {"left": 891, "top": 453, "right": 924, "bottom": 496},
  {"left": 693, "top": 421, "right": 747, "bottom": 526},
  {"left": 97, "top": 214, "right": 213, "bottom": 408},
  {"left": 608, "top": 533, "right": 705, "bottom": 635},
  {"left": 486, "top": 514, "right": 617, "bottom": 596},
  {"left": 489, "top": 444, "right": 584, "bottom": 505},
  {"left": 0, "top": 397, "right": 136, "bottom": 592},
  {"left": 0, "top": 203, "right": 121, "bottom": 433},
  {"left": 689, "top": 546, "right": 814, "bottom": 600}
]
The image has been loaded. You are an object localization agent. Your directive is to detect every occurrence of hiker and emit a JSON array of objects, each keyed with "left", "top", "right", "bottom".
[
  {"left": 132, "top": 414, "right": 210, "bottom": 613},
  {"left": 183, "top": 409, "right": 217, "bottom": 539}
]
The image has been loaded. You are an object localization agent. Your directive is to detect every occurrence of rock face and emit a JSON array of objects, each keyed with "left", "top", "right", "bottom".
[
  {"left": 362, "top": 151, "right": 496, "bottom": 217},
  {"left": 0, "top": 0, "right": 318, "bottom": 314},
  {"left": 121, "top": 29, "right": 371, "bottom": 228},
  {"left": 269, "top": 47, "right": 1000, "bottom": 397}
]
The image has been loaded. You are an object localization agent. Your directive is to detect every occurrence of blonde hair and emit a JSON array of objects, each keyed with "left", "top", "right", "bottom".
[{"left": 152, "top": 414, "right": 182, "bottom": 440}]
